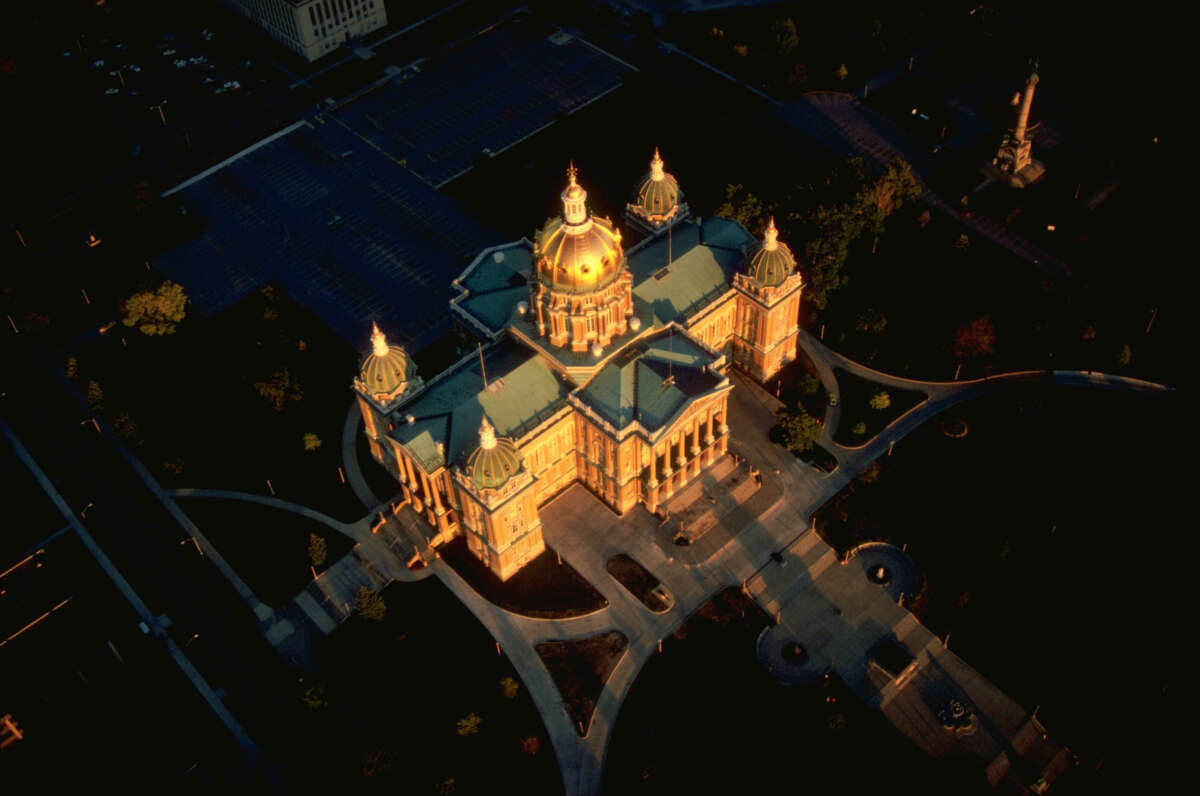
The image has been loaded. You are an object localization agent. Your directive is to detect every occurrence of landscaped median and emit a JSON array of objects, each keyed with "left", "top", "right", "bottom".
[
  {"left": 536, "top": 630, "right": 628, "bottom": 737},
  {"left": 831, "top": 367, "right": 925, "bottom": 446},
  {"left": 606, "top": 554, "right": 672, "bottom": 613}
]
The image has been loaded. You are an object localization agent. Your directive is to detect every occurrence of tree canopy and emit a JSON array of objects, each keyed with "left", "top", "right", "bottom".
[
  {"left": 122, "top": 280, "right": 188, "bottom": 335},
  {"left": 777, "top": 405, "right": 822, "bottom": 453},
  {"left": 952, "top": 318, "right": 997, "bottom": 362},
  {"left": 355, "top": 586, "right": 387, "bottom": 621}
]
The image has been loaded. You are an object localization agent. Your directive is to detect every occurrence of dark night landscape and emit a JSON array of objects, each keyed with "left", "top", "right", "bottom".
[{"left": 1, "top": 3, "right": 1178, "bottom": 795}]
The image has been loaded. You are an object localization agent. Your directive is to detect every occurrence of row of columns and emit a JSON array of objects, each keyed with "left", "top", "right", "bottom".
[
  {"left": 644, "top": 398, "right": 728, "bottom": 514},
  {"left": 395, "top": 448, "right": 451, "bottom": 536}
]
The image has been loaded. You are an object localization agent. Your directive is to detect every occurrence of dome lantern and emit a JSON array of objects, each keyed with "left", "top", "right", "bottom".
[{"left": 562, "top": 162, "right": 589, "bottom": 227}]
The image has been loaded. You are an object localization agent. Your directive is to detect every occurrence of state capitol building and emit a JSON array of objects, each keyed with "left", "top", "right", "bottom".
[{"left": 353, "top": 151, "right": 805, "bottom": 581}]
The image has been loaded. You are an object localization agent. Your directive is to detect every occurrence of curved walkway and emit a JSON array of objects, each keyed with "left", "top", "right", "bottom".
[
  {"left": 341, "top": 400, "right": 381, "bottom": 511},
  {"left": 168, "top": 487, "right": 367, "bottom": 541}
]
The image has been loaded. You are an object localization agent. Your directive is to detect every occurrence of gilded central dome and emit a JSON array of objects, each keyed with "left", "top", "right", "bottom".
[
  {"left": 535, "top": 165, "right": 625, "bottom": 294},
  {"left": 745, "top": 218, "right": 797, "bottom": 288},
  {"left": 466, "top": 415, "right": 524, "bottom": 489}
]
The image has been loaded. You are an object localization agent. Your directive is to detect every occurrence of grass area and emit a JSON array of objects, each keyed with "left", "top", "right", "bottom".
[
  {"left": 439, "top": 537, "right": 608, "bottom": 618},
  {"left": 306, "top": 578, "right": 562, "bottom": 795},
  {"left": 535, "top": 630, "right": 628, "bottom": 736},
  {"left": 0, "top": 446, "right": 64, "bottom": 561},
  {"left": 663, "top": 5, "right": 955, "bottom": 101},
  {"left": 71, "top": 283, "right": 367, "bottom": 523},
  {"left": 606, "top": 554, "right": 668, "bottom": 612},
  {"left": 797, "top": 443, "right": 839, "bottom": 473},
  {"left": 813, "top": 387, "right": 1184, "bottom": 793},
  {"left": 831, "top": 368, "right": 924, "bottom": 445},
  {"left": 765, "top": 348, "right": 828, "bottom": 418},
  {"left": 176, "top": 498, "right": 354, "bottom": 609},
  {"left": 604, "top": 587, "right": 986, "bottom": 795}
]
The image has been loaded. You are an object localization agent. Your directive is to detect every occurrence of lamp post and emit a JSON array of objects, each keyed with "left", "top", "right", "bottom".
[{"left": 149, "top": 100, "right": 168, "bottom": 127}]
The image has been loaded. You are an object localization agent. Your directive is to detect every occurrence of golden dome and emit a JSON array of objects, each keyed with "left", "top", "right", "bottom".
[
  {"left": 535, "top": 165, "right": 626, "bottom": 294},
  {"left": 631, "top": 148, "right": 683, "bottom": 223},
  {"left": 357, "top": 323, "right": 419, "bottom": 404},
  {"left": 466, "top": 415, "right": 524, "bottom": 489},
  {"left": 745, "top": 218, "right": 797, "bottom": 288}
]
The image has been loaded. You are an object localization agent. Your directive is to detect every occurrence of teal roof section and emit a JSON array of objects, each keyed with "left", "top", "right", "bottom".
[
  {"left": 574, "top": 328, "right": 721, "bottom": 432},
  {"left": 629, "top": 217, "right": 752, "bottom": 325},
  {"left": 390, "top": 339, "right": 569, "bottom": 471},
  {"left": 453, "top": 242, "right": 533, "bottom": 339}
]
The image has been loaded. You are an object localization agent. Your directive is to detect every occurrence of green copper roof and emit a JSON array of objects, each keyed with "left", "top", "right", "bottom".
[
  {"left": 390, "top": 339, "right": 569, "bottom": 472},
  {"left": 629, "top": 218, "right": 751, "bottom": 324},
  {"left": 575, "top": 328, "right": 721, "bottom": 432},
  {"left": 454, "top": 244, "right": 533, "bottom": 337}
]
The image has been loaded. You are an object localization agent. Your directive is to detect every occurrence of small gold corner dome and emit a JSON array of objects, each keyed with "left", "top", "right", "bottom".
[
  {"left": 357, "top": 323, "right": 418, "bottom": 402},
  {"left": 745, "top": 217, "right": 797, "bottom": 288},
  {"left": 631, "top": 148, "right": 682, "bottom": 222},
  {"left": 466, "top": 415, "right": 524, "bottom": 489}
]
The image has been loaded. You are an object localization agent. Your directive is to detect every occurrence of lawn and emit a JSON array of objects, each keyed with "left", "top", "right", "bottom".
[
  {"left": 813, "top": 386, "right": 1184, "bottom": 793},
  {"left": 606, "top": 554, "right": 669, "bottom": 612},
  {"left": 175, "top": 498, "right": 355, "bottom": 609},
  {"left": 831, "top": 367, "right": 925, "bottom": 445},
  {"left": 70, "top": 282, "right": 369, "bottom": 523},
  {"left": 604, "top": 587, "right": 986, "bottom": 795},
  {"left": 305, "top": 577, "right": 563, "bottom": 795},
  {"left": 535, "top": 630, "right": 628, "bottom": 736},
  {"left": 439, "top": 536, "right": 608, "bottom": 618}
]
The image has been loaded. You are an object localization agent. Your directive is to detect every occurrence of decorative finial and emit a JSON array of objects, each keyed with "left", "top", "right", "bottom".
[
  {"left": 371, "top": 322, "right": 389, "bottom": 357},
  {"left": 567, "top": 161, "right": 578, "bottom": 186},
  {"left": 650, "top": 148, "right": 664, "bottom": 181},
  {"left": 479, "top": 414, "right": 497, "bottom": 450},
  {"left": 763, "top": 217, "right": 779, "bottom": 251}
]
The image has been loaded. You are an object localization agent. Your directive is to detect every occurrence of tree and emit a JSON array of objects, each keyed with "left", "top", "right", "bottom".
[
  {"left": 65, "top": 357, "right": 78, "bottom": 379},
  {"left": 301, "top": 684, "right": 327, "bottom": 711},
  {"left": 855, "top": 308, "right": 888, "bottom": 335},
  {"left": 1116, "top": 343, "right": 1133, "bottom": 367},
  {"left": 303, "top": 432, "right": 322, "bottom": 451},
  {"left": 122, "top": 280, "right": 188, "bottom": 335},
  {"left": 520, "top": 735, "right": 541, "bottom": 756},
  {"left": 254, "top": 368, "right": 304, "bottom": 411},
  {"left": 714, "top": 184, "right": 772, "bottom": 234},
  {"left": 953, "top": 318, "right": 997, "bottom": 362},
  {"left": 355, "top": 586, "right": 387, "bottom": 621},
  {"left": 835, "top": 63, "right": 849, "bottom": 81},
  {"left": 112, "top": 411, "right": 141, "bottom": 446},
  {"left": 500, "top": 676, "right": 520, "bottom": 700},
  {"left": 777, "top": 405, "right": 822, "bottom": 453},
  {"left": 869, "top": 391, "right": 891, "bottom": 411},
  {"left": 859, "top": 160, "right": 920, "bottom": 246},
  {"left": 86, "top": 379, "right": 104, "bottom": 409},
  {"left": 308, "top": 533, "right": 328, "bottom": 568},
  {"left": 455, "top": 713, "right": 483, "bottom": 737},
  {"left": 798, "top": 374, "right": 821, "bottom": 396},
  {"left": 852, "top": 421, "right": 867, "bottom": 436},
  {"left": 771, "top": 18, "right": 799, "bottom": 56}
]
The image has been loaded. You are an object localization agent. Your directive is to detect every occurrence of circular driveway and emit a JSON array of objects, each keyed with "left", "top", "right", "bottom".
[{"left": 852, "top": 542, "right": 920, "bottom": 602}]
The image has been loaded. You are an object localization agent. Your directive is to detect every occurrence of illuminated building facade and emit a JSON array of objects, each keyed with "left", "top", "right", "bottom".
[
  {"left": 220, "top": 0, "right": 387, "bottom": 62},
  {"left": 355, "top": 153, "right": 804, "bottom": 581}
]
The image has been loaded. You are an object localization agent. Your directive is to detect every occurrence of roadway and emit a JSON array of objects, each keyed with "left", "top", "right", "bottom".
[{"left": 0, "top": 336, "right": 301, "bottom": 790}]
